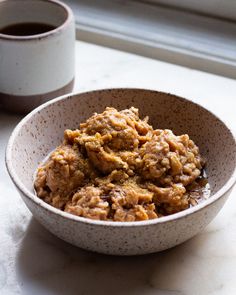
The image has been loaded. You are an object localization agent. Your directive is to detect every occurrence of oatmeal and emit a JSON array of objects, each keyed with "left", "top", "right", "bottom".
[{"left": 34, "top": 107, "right": 210, "bottom": 221}]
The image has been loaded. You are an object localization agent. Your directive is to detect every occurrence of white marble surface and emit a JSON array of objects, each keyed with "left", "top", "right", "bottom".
[{"left": 0, "top": 41, "right": 236, "bottom": 295}]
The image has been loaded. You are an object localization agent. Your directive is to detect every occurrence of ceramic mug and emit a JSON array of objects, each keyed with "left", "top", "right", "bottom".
[{"left": 0, "top": 0, "right": 75, "bottom": 114}]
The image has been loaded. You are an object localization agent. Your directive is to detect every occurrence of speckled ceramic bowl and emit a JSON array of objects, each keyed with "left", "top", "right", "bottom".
[{"left": 6, "top": 89, "right": 236, "bottom": 255}]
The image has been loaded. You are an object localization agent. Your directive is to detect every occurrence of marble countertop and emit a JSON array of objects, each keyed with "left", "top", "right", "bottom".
[{"left": 1, "top": 41, "right": 236, "bottom": 295}]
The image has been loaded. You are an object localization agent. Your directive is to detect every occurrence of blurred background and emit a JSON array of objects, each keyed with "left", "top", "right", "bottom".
[{"left": 65, "top": 0, "right": 236, "bottom": 78}]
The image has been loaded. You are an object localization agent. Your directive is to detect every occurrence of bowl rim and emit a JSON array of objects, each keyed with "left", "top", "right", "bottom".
[{"left": 5, "top": 88, "right": 236, "bottom": 227}]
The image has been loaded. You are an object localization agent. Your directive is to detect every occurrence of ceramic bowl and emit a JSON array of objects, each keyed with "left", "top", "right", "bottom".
[{"left": 6, "top": 89, "right": 236, "bottom": 255}]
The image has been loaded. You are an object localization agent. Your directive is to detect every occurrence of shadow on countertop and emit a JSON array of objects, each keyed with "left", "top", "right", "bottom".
[
  {"left": 16, "top": 217, "right": 218, "bottom": 295},
  {"left": 0, "top": 109, "right": 23, "bottom": 141},
  {"left": 16, "top": 219, "right": 158, "bottom": 295},
  {"left": 0, "top": 109, "right": 24, "bottom": 176}
]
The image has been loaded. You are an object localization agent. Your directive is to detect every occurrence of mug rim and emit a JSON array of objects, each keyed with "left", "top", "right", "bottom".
[{"left": 0, "top": 0, "right": 73, "bottom": 41}]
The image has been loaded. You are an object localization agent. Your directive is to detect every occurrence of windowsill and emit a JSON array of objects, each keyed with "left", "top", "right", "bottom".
[{"left": 66, "top": 0, "right": 236, "bottom": 79}]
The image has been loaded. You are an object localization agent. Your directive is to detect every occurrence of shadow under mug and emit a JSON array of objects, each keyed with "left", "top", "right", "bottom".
[{"left": 0, "top": 0, "right": 75, "bottom": 114}]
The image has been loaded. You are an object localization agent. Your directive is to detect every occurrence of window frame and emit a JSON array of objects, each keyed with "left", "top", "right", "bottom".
[
  {"left": 145, "top": 0, "right": 236, "bottom": 21},
  {"left": 65, "top": 0, "right": 236, "bottom": 79}
]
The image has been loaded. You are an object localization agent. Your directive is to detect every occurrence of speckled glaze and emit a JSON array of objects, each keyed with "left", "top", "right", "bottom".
[{"left": 6, "top": 89, "right": 236, "bottom": 255}]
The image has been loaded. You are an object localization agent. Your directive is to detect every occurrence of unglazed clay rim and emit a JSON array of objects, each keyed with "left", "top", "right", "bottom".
[
  {"left": 0, "top": 0, "right": 73, "bottom": 41},
  {"left": 6, "top": 88, "right": 236, "bottom": 227}
]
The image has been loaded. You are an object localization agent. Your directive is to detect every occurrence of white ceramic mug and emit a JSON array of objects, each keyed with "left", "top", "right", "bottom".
[{"left": 0, "top": 0, "right": 75, "bottom": 114}]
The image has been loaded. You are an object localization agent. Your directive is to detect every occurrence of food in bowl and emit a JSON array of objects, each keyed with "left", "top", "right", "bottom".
[{"left": 34, "top": 106, "right": 210, "bottom": 221}]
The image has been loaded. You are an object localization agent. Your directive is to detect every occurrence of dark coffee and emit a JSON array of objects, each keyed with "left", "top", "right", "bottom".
[{"left": 0, "top": 22, "right": 56, "bottom": 36}]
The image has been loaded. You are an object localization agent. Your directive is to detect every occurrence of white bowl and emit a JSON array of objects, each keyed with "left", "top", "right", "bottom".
[{"left": 6, "top": 89, "right": 236, "bottom": 255}]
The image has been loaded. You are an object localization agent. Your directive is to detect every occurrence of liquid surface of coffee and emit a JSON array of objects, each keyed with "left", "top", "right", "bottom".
[{"left": 0, "top": 22, "right": 56, "bottom": 36}]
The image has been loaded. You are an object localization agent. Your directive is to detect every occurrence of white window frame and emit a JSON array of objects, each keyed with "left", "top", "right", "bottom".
[
  {"left": 147, "top": 0, "right": 236, "bottom": 21},
  {"left": 65, "top": 0, "right": 236, "bottom": 79}
]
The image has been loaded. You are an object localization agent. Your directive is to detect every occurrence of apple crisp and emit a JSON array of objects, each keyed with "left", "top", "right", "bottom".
[{"left": 34, "top": 107, "right": 209, "bottom": 221}]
